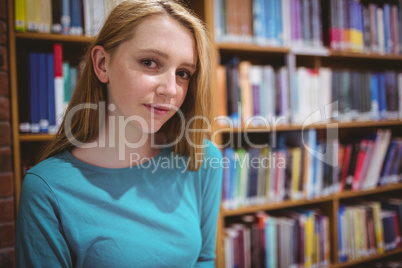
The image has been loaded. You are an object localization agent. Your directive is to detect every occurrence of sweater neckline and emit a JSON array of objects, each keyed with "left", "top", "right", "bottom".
[{"left": 61, "top": 146, "right": 172, "bottom": 173}]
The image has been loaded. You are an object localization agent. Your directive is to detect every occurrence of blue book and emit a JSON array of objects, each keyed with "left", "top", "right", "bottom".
[
  {"left": 389, "top": 140, "right": 402, "bottom": 178},
  {"left": 338, "top": 205, "right": 346, "bottom": 263},
  {"left": 377, "top": 72, "right": 387, "bottom": 120},
  {"left": 370, "top": 73, "right": 380, "bottom": 121},
  {"left": 223, "top": 147, "right": 235, "bottom": 209},
  {"left": 266, "top": 0, "right": 276, "bottom": 45},
  {"left": 70, "top": 0, "right": 83, "bottom": 35},
  {"left": 61, "top": 0, "right": 71, "bottom": 34},
  {"left": 38, "top": 53, "right": 48, "bottom": 133},
  {"left": 379, "top": 140, "right": 399, "bottom": 185},
  {"left": 253, "top": 0, "right": 265, "bottom": 44},
  {"left": 383, "top": 4, "right": 392, "bottom": 54},
  {"left": 357, "top": 1, "right": 364, "bottom": 51},
  {"left": 265, "top": 216, "right": 277, "bottom": 268},
  {"left": 47, "top": 53, "right": 56, "bottom": 133},
  {"left": 274, "top": 0, "right": 283, "bottom": 46},
  {"left": 29, "top": 53, "right": 40, "bottom": 133},
  {"left": 213, "top": 0, "right": 222, "bottom": 42}
]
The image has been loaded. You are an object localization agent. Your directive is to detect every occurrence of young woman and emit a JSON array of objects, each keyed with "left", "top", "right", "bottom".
[{"left": 16, "top": 1, "right": 223, "bottom": 267}]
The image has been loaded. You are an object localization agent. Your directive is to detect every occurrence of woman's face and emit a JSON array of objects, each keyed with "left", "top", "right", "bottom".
[{"left": 103, "top": 14, "right": 197, "bottom": 134}]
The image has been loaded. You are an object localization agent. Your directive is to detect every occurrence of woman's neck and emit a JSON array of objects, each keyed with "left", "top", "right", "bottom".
[{"left": 72, "top": 115, "right": 162, "bottom": 169}]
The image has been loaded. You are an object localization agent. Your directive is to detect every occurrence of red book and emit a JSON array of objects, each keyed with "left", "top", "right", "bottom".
[
  {"left": 53, "top": 43, "right": 63, "bottom": 77},
  {"left": 352, "top": 140, "right": 368, "bottom": 191},
  {"left": 393, "top": 213, "right": 401, "bottom": 248},
  {"left": 339, "top": 144, "right": 352, "bottom": 192}
]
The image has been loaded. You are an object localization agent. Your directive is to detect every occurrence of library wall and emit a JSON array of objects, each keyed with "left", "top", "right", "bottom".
[{"left": 0, "top": 0, "right": 16, "bottom": 267}]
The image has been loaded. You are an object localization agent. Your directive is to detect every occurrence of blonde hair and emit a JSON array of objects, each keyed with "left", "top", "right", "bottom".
[{"left": 38, "top": 0, "right": 213, "bottom": 171}]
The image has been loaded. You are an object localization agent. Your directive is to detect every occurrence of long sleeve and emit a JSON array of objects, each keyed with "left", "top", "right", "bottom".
[
  {"left": 16, "top": 173, "right": 73, "bottom": 268},
  {"left": 196, "top": 144, "right": 223, "bottom": 267}
]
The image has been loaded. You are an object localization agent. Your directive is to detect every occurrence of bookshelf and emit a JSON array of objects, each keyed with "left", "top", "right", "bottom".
[{"left": 8, "top": 0, "right": 402, "bottom": 268}]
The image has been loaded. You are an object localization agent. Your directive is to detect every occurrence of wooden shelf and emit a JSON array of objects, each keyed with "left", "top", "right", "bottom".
[
  {"left": 15, "top": 32, "right": 93, "bottom": 43},
  {"left": 217, "top": 119, "right": 402, "bottom": 133},
  {"left": 216, "top": 43, "right": 402, "bottom": 60},
  {"left": 331, "top": 248, "right": 402, "bottom": 268},
  {"left": 337, "top": 183, "right": 402, "bottom": 200},
  {"left": 216, "top": 42, "right": 290, "bottom": 53},
  {"left": 19, "top": 133, "right": 55, "bottom": 142},
  {"left": 221, "top": 183, "right": 402, "bottom": 217},
  {"left": 222, "top": 195, "right": 334, "bottom": 217},
  {"left": 329, "top": 50, "right": 402, "bottom": 61}
]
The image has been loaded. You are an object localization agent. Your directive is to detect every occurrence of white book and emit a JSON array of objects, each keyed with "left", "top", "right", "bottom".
[
  {"left": 249, "top": 65, "right": 263, "bottom": 122},
  {"left": 83, "top": 0, "right": 93, "bottom": 36},
  {"left": 319, "top": 68, "right": 332, "bottom": 121},
  {"left": 362, "top": 129, "right": 392, "bottom": 189},
  {"left": 54, "top": 77, "right": 65, "bottom": 128},
  {"left": 278, "top": 66, "right": 290, "bottom": 123},
  {"left": 262, "top": 65, "right": 275, "bottom": 123},
  {"left": 377, "top": 7, "right": 385, "bottom": 54},
  {"left": 92, "top": 0, "right": 106, "bottom": 36},
  {"left": 282, "top": 0, "right": 290, "bottom": 47}
]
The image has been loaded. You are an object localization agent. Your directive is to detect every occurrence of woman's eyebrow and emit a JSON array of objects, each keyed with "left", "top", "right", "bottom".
[{"left": 138, "top": 48, "right": 196, "bottom": 71}]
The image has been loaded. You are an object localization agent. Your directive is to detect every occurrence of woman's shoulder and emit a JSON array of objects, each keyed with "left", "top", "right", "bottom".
[
  {"left": 203, "top": 139, "right": 222, "bottom": 159},
  {"left": 26, "top": 151, "right": 75, "bottom": 182}
]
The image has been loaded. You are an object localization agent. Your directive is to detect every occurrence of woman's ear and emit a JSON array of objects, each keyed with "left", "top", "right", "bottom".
[{"left": 91, "top": 45, "right": 109, "bottom": 83}]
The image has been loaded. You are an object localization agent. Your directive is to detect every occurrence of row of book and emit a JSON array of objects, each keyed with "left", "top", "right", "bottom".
[
  {"left": 14, "top": 0, "right": 123, "bottom": 36},
  {"left": 214, "top": 0, "right": 402, "bottom": 55},
  {"left": 214, "top": 0, "right": 325, "bottom": 52},
  {"left": 221, "top": 129, "right": 401, "bottom": 210},
  {"left": 327, "top": 1, "right": 402, "bottom": 54},
  {"left": 20, "top": 44, "right": 77, "bottom": 134},
  {"left": 224, "top": 209, "right": 330, "bottom": 268},
  {"left": 217, "top": 60, "right": 402, "bottom": 127},
  {"left": 338, "top": 199, "right": 402, "bottom": 263}
]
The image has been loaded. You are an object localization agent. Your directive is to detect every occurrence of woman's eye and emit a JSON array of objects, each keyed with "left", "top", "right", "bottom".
[
  {"left": 142, "top": 59, "right": 157, "bottom": 68},
  {"left": 177, "top": 70, "right": 191, "bottom": 80}
]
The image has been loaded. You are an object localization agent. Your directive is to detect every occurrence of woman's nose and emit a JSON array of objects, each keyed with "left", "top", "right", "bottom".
[{"left": 156, "top": 71, "right": 177, "bottom": 98}]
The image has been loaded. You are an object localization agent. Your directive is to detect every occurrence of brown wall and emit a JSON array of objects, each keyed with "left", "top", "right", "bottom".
[{"left": 0, "top": 0, "right": 16, "bottom": 267}]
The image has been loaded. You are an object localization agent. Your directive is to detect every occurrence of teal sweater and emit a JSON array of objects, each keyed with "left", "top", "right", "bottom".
[{"left": 16, "top": 141, "right": 223, "bottom": 268}]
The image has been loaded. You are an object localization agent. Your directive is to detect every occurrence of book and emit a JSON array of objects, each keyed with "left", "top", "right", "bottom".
[
  {"left": 70, "top": 0, "right": 83, "bottom": 35},
  {"left": 29, "top": 53, "right": 40, "bottom": 133},
  {"left": 26, "top": 0, "right": 39, "bottom": 32},
  {"left": 47, "top": 53, "right": 57, "bottom": 134},
  {"left": 61, "top": 0, "right": 71, "bottom": 34},
  {"left": 14, "top": 0, "right": 26, "bottom": 32},
  {"left": 51, "top": 0, "right": 62, "bottom": 33},
  {"left": 38, "top": 0, "right": 52, "bottom": 33},
  {"left": 54, "top": 43, "right": 64, "bottom": 128},
  {"left": 38, "top": 53, "right": 49, "bottom": 133}
]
